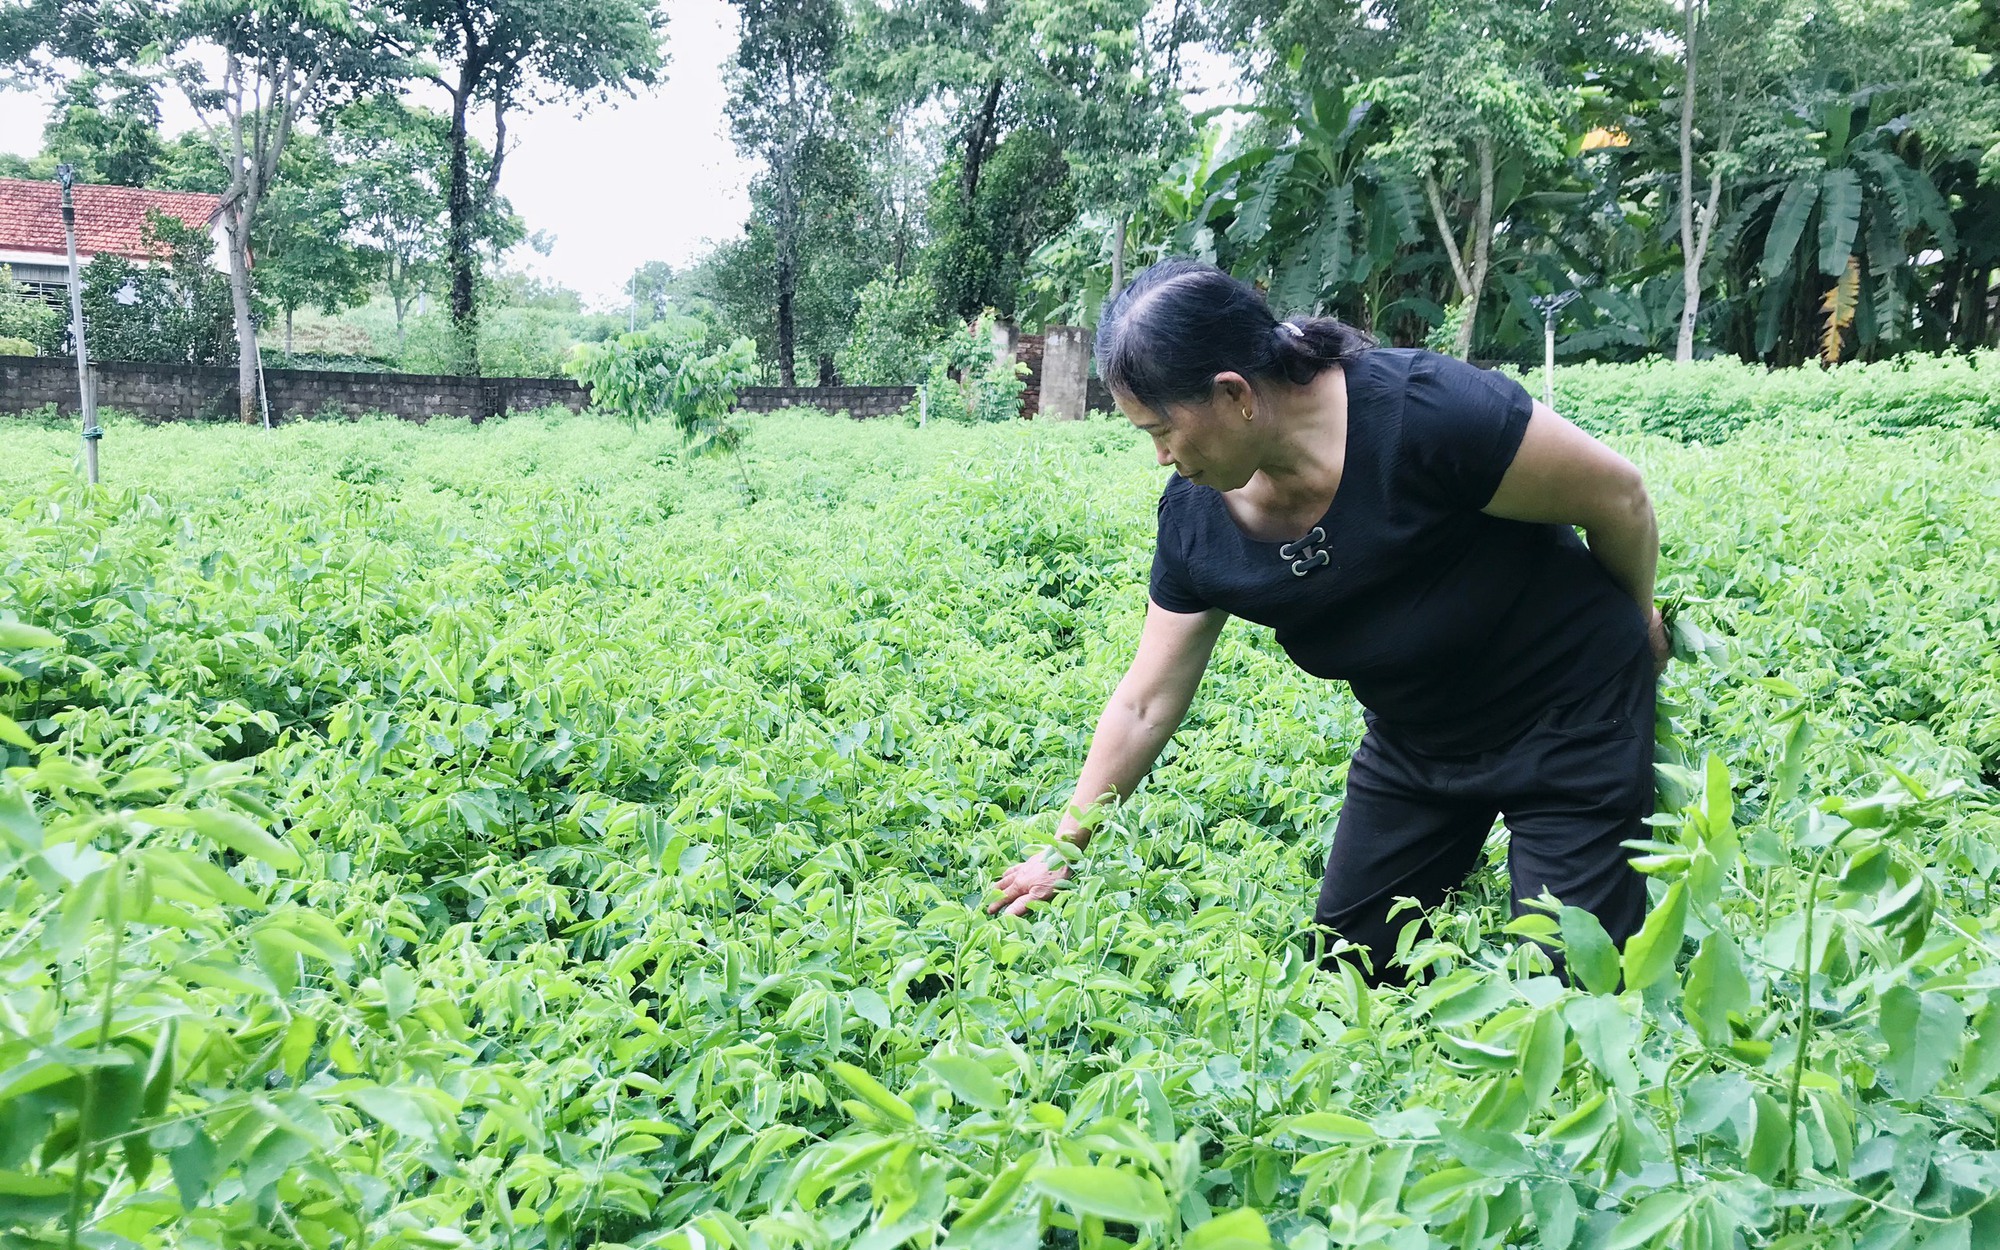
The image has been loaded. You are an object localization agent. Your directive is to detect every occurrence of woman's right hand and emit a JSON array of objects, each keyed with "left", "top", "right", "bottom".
[{"left": 987, "top": 850, "right": 1072, "bottom": 917}]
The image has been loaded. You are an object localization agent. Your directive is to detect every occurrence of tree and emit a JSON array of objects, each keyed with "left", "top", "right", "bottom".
[
  {"left": 155, "top": 0, "right": 406, "bottom": 421},
  {"left": 78, "top": 210, "right": 236, "bottom": 365},
  {"left": 1368, "top": 0, "right": 1575, "bottom": 359},
  {"left": 624, "top": 260, "right": 675, "bottom": 327},
  {"left": 327, "top": 95, "right": 454, "bottom": 351},
  {"left": 42, "top": 67, "right": 167, "bottom": 186},
  {"left": 252, "top": 128, "right": 372, "bottom": 354},
  {"left": 389, "top": 0, "right": 666, "bottom": 374},
  {"left": 726, "top": 0, "right": 843, "bottom": 387},
  {"left": 1671, "top": 0, "right": 1801, "bottom": 360},
  {"left": 1012, "top": 0, "right": 1188, "bottom": 296}
]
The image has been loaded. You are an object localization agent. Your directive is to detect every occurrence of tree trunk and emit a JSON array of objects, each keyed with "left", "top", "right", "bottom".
[
  {"left": 1448, "top": 139, "right": 1495, "bottom": 361},
  {"left": 1676, "top": 0, "right": 1701, "bottom": 363},
  {"left": 776, "top": 249, "right": 796, "bottom": 387},
  {"left": 225, "top": 210, "right": 258, "bottom": 424},
  {"left": 961, "top": 75, "right": 1005, "bottom": 205},
  {"left": 1110, "top": 215, "right": 1127, "bottom": 299},
  {"left": 817, "top": 353, "right": 835, "bottom": 386},
  {"left": 444, "top": 74, "right": 480, "bottom": 377},
  {"left": 285, "top": 307, "right": 293, "bottom": 357}
]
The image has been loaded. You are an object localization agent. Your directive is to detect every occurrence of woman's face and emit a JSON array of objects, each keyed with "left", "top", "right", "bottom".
[{"left": 1114, "top": 374, "right": 1261, "bottom": 491}]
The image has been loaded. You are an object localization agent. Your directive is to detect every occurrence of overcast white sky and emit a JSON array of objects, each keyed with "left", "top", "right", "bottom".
[{"left": 0, "top": 1, "right": 1242, "bottom": 310}]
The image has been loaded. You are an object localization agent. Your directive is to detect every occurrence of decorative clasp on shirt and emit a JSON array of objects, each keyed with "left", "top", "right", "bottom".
[{"left": 1280, "top": 526, "right": 1329, "bottom": 577}]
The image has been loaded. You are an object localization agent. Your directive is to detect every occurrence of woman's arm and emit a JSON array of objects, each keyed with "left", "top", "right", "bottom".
[
  {"left": 1484, "top": 401, "right": 1657, "bottom": 608},
  {"left": 988, "top": 599, "right": 1227, "bottom": 917},
  {"left": 1483, "top": 400, "right": 1668, "bottom": 664}
]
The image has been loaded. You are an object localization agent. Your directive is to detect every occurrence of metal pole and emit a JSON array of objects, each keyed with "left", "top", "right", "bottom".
[
  {"left": 1530, "top": 289, "right": 1579, "bottom": 414},
  {"left": 252, "top": 313, "right": 272, "bottom": 429},
  {"left": 56, "top": 165, "right": 99, "bottom": 485}
]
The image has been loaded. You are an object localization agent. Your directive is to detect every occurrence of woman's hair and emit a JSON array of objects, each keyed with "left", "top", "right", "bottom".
[{"left": 1095, "top": 259, "right": 1375, "bottom": 415}]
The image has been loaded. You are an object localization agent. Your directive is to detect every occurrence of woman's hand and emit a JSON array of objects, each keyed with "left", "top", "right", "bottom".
[
  {"left": 987, "top": 851, "right": 1071, "bottom": 917},
  {"left": 1647, "top": 606, "right": 1670, "bottom": 676}
]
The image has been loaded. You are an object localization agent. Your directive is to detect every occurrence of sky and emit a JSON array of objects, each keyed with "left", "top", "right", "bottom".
[{"left": 0, "top": 1, "right": 1243, "bottom": 312}]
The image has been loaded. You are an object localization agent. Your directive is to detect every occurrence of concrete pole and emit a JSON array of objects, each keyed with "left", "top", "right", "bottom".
[{"left": 56, "top": 165, "right": 99, "bottom": 485}]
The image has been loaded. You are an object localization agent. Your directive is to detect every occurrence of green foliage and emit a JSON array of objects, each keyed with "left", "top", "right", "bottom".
[
  {"left": 78, "top": 211, "right": 236, "bottom": 366},
  {"left": 1539, "top": 351, "right": 2000, "bottom": 442},
  {"left": 1, "top": 395, "right": 1999, "bottom": 1246},
  {"left": 563, "top": 316, "right": 760, "bottom": 446},
  {"left": 835, "top": 271, "right": 945, "bottom": 385},
  {"left": 0, "top": 335, "right": 40, "bottom": 355},
  {"left": 40, "top": 66, "right": 165, "bottom": 187},
  {"left": 0, "top": 265, "right": 61, "bottom": 354},
  {"left": 919, "top": 313, "right": 1027, "bottom": 423}
]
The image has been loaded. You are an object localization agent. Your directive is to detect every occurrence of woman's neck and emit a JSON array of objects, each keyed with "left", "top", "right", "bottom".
[{"left": 1248, "top": 365, "right": 1348, "bottom": 509}]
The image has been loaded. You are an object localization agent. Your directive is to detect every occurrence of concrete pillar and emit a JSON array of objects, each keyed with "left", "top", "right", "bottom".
[
  {"left": 1040, "top": 325, "right": 1090, "bottom": 421},
  {"left": 987, "top": 317, "right": 1018, "bottom": 368}
]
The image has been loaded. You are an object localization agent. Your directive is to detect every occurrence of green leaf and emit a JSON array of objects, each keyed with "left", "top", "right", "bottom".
[
  {"left": 1531, "top": 1180, "right": 1579, "bottom": 1250},
  {"left": 1560, "top": 906, "right": 1621, "bottom": 994},
  {"left": 0, "top": 621, "right": 62, "bottom": 650},
  {"left": 0, "top": 713, "right": 30, "bottom": 750},
  {"left": 0, "top": 783, "right": 43, "bottom": 852},
  {"left": 1607, "top": 1191, "right": 1693, "bottom": 1249},
  {"left": 1745, "top": 1092, "right": 1787, "bottom": 1181},
  {"left": 849, "top": 986, "right": 891, "bottom": 1028},
  {"left": 1519, "top": 1009, "right": 1566, "bottom": 1107},
  {"left": 1683, "top": 932, "right": 1752, "bottom": 1048},
  {"left": 343, "top": 1083, "right": 436, "bottom": 1139},
  {"left": 829, "top": 1061, "right": 916, "bottom": 1125},
  {"left": 922, "top": 1053, "right": 1006, "bottom": 1111},
  {"left": 1773, "top": 716, "right": 1815, "bottom": 807},
  {"left": 1761, "top": 177, "right": 1821, "bottom": 278},
  {"left": 1880, "top": 986, "right": 1966, "bottom": 1101},
  {"left": 944, "top": 1156, "right": 1035, "bottom": 1246},
  {"left": 1817, "top": 168, "right": 1862, "bottom": 276},
  {"left": 1281, "top": 1112, "right": 1376, "bottom": 1143},
  {"left": 189, "top": 807, "right": 301, "bottom": 872},
  {"left": 1184, "top": 1208, "right": 1272, "bottom": 1250},
  {"left": 1621, "top": 880, "right": 1688, "bottom": 992},
  {"left": 1029, "top": 1165, "right": 1172, "bottom": 1225}
]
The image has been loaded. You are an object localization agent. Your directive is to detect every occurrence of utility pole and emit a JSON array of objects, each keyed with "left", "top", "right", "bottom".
[{"left": 56, "top": 164, "right": 100, "bottom": 485}]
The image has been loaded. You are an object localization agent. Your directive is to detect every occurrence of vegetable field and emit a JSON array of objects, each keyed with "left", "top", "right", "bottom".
[{"left": 3, "top": 405, "right": 1999, "bottom": 1250}]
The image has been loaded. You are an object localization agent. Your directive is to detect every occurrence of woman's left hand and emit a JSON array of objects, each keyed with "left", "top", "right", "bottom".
[{"left": 1647, "top": 607, "right": 1670, "bottom": 675}]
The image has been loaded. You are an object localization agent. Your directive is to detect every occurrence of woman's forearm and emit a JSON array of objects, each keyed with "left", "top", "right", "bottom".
[
  {"left": 1582, "top": 485, "right": 1659, "bottom": 617},
  {"left": 1056, "top": 691, "right": 1186, "bottom": 849}
]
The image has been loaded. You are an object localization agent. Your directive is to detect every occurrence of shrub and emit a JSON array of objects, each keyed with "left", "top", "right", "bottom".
[
  {"left": 1529, "top": 351, "right": 2000, "bottom": 442},
  {"left": 563, "top": 315, "right": 759, "bottom": 447},
  {"left": 920, "top": 312, "right": 1028, "bottom": 423},
  {"left": 837, "top": 271, "right": 946, "bottom": 385},
  {"left": 0, "top": 265, "right": 59, "bottom": 353},
  {"left": 0, "top": 336, "right": 38, "bottom": 356}
]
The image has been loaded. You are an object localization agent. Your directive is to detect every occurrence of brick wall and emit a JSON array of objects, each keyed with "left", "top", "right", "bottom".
[
  {"left": 734, "top": 385, "right": 916, "bottom": 419},
  {"left": 1, "top": 357, "right": 1028, "bottom": 426},
  {"left": 0, "top": 356, "right": 590, "bottom": 423}
]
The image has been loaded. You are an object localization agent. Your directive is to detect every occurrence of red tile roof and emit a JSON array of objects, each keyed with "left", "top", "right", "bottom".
[{"left": 0, "top": 177, "right": 223, "bottom": 261}]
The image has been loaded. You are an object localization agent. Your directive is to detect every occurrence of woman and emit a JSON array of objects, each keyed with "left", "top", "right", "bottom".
[{"left": 987, "top": 260, "right": 1669, "bottom": 984}]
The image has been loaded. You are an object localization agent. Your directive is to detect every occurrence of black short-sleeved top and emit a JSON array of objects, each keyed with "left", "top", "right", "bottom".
[{"left": 1149, "top": 347, "right": 1646, "bottom": 755}]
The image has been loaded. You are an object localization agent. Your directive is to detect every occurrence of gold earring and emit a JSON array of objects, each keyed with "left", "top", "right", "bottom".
[{"left": 1241, "top": 407, "right": 1252, "bottom": 421}]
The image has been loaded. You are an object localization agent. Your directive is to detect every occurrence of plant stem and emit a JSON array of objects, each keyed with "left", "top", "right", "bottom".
[{"left": 1783, "top": 855, "right": 1826, "bottom": 1231}]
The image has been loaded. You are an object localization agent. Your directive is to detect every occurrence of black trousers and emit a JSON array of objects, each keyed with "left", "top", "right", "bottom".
[{"left": 1308, "top": 647, "right": 1655, "bottom": 985}]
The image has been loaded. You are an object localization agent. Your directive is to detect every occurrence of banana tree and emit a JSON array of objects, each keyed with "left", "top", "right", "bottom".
[{"left": 1721, "top": 88, "right": 1956, "bottom": 365}]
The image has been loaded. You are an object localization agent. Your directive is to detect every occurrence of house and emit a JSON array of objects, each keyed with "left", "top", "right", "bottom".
[{"left": 0, "top": 177, "right": 230, "bottom": 296}]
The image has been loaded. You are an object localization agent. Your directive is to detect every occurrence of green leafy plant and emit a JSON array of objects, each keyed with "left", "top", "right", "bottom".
[{"left": 1, "top": 387, "right": 1998, "bottom": 1248}]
